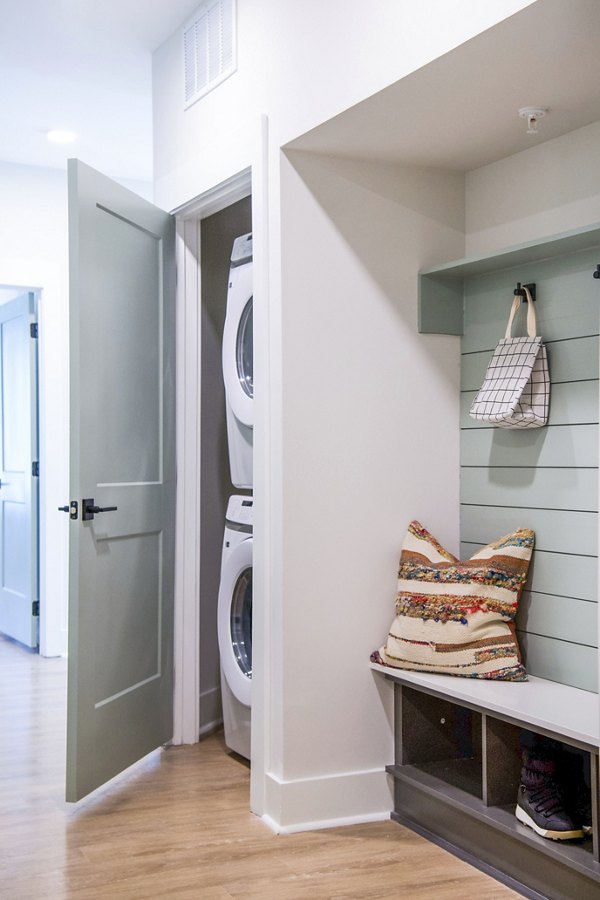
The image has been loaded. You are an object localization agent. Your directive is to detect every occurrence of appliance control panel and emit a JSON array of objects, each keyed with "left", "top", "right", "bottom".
[{"left": 226, "top": 494, "right": 253, "bottom": 527}]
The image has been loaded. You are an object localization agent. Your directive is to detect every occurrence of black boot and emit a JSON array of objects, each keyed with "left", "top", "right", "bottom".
[
  {"left": 516, "top": 749, "right": 584, "bottom": 841},
  {"left": 560, "top": 749, "right": 592, "bottom": 836}
]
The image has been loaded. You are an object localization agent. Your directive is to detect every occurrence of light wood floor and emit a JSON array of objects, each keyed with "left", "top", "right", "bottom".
[{"left": 0, "top": 635, "right": 518, "bottom": 899}]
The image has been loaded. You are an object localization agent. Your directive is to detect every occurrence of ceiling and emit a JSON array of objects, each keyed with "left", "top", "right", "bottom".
[
  {"left": 0, "top": 0, "right": 201, "bottom": 182},
  {"left": 288, "top": 0, "right": 600, "bottom": 172},
  {"left": 3, "top": 0, "right": 600, "bottom": 185}
]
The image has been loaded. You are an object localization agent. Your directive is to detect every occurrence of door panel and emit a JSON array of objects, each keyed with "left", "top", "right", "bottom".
[
  {"left": 0, "top": 293, "right": 38, "bottom": 647},
  {"left": 66, "top": 160, "right": 175, "bottom": 802}
]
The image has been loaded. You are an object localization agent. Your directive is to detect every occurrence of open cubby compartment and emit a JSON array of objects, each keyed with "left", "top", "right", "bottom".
[
  {"left": 372, "top": 663, "right": 600, "bottom": 899},
  {"left": 394, "top": 685, "right": 483, "bottom": 800}
]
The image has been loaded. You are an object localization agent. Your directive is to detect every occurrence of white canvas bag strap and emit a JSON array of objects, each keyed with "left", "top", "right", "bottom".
[{"left": 505, "top": 287, "right": 537, "bottom": 338}]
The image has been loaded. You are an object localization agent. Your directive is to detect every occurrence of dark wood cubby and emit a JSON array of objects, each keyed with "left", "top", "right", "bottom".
[{"left": 372, "top": 663, "right": 600, "bottom": 899}]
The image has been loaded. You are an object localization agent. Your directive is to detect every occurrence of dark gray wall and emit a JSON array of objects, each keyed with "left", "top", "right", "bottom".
[{"left": 199, "top": 196, "right": 252, "bottom": 732}]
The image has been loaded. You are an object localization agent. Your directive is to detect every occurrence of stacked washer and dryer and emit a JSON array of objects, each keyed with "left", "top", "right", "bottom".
[{"left": 217, "top": 233, "right": 253, "bottom": 760}]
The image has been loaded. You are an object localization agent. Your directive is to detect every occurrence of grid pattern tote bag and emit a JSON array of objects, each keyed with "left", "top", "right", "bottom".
[{"left": 469, "top": 287, "right": 549, "bottom": 428}]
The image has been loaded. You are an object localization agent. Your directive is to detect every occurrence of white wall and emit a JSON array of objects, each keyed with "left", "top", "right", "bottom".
[
  {"left": 153, "top": 0, "right": 536, "bottom": 211},
  {"left": 466, "top": 119, "right": 600, "bottom": 255},
  {"left": 0, "top": 162, "right": 70, "bottom": 656},
  {"left": 263, "top": 152, "right": 465, "bottom": 829}
]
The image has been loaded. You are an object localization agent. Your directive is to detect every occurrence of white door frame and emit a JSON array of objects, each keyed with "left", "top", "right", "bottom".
[
  {"left": 171, "top": 116, "right": 271, "bottom": 824},
  {"left": 0, "top": 259, "right": 69, "bottom": 658},
  {"left": 172, "top": 168, "right": 253, "bottom": 745}
]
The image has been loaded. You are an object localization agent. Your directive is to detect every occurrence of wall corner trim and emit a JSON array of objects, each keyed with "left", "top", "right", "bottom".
[{"left": 262, "top": 767, "right": 393, "bottom": 833}]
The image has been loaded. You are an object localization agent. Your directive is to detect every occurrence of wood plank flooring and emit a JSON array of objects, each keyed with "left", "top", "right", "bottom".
[{"left": 0, "top": 635, "right": 518, "bottom": 898}]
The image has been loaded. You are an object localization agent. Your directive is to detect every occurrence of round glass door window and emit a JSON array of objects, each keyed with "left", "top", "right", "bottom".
[
  {"left": 236, "top": 297, "right": 253, "bottom": 398},
  {"left": 231, "top": 566, "right": 252, "bottom": 678}
]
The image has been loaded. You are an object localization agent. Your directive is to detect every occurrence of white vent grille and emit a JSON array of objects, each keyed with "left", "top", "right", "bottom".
[{"left": 184, "top": 0, "right": 236, "bottom": 108}]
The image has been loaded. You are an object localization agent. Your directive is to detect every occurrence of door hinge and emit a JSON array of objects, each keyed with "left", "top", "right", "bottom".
[
  {"left": 32, "top": 600, "right": 40, "bottom": 617},
  {"left": 32, "top": 461, "right": 39, "bottom": 477},
  {"left": 30, "top": 323, "right": 38, "bottom": 338}
]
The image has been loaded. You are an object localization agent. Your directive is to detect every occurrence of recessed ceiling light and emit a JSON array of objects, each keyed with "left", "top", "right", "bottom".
[{"left": 46, "top": 129, "right": 77, "bottom": 144}]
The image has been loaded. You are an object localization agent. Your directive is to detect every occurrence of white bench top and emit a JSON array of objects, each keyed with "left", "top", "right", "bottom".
[{"left": 370, "top": 661, "right": 599, "bottom": 749}]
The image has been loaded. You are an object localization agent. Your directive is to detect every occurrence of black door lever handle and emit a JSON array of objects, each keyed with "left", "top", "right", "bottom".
[{"left": 82, "top": 498, "right": 118, "bottom": 521}]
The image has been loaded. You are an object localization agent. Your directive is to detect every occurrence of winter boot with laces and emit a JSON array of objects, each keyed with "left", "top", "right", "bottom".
[
  {"left": 516, "top": 749, "right": 584, "bottom": 841},
  {"left": 560, "top": 749, "right": 592, "bottom": 836}
]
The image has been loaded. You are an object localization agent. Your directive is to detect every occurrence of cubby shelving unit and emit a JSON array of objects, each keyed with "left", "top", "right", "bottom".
[{"left": 371, "top": 661, "right": 600, "bottom": 899}]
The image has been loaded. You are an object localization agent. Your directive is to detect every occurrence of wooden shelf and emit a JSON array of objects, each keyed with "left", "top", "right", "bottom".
[{"left": 418, "top": 220, "right": 600, "bottom": 334}]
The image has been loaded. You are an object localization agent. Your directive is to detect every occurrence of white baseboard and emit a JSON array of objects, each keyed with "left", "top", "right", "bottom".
[
  {"left": 261, "top": 809, "right": 391, "bottom": 835},
  {"left": 261, "top": 766, "right": 393, "bottom": 833}
]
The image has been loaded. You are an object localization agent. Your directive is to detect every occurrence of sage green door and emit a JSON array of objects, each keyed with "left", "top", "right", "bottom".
[
  {"left": 0, "top": 292, "right": 38, "bottom": 648},
  {"left": 66, "top": 160, "right": 176, "bottom": 801}
]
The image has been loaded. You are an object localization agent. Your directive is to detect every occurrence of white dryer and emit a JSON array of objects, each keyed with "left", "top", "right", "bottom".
[
  {"left": 218, "top": 495, "right": 253, "bottom": 759},
  {"left": 222, "top": 233, "right": 253, "bottom": 489}
]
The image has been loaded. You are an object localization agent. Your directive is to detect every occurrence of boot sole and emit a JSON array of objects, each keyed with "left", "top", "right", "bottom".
[{"left": 516, "top": 804, "right": 584, "bottom": 840}]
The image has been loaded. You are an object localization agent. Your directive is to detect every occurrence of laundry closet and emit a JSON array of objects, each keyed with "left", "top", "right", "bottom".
[{"left": 197, "top": 196, "right": 252, "bottom": 746}]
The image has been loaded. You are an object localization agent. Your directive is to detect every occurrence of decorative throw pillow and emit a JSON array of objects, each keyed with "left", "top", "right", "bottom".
[{"left": 372, "top": 521, "right": 534, "bottom": 681}]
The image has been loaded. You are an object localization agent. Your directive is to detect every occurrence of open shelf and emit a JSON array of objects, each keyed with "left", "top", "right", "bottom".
[
  {"left": 417, "top": 220, "right": 600, "bottom": 334},
  {"left": 412, "top": 757, "right": 482, "bottom": 799}
]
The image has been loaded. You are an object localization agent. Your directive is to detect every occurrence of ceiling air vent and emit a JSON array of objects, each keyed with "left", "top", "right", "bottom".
[{"left": 184, "top": 0, "right": 236, "bottom": 108}]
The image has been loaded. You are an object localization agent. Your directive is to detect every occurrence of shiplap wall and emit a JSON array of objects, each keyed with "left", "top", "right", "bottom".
[{"left": 460, "top": 246, "right": 599, "bottom": 692}]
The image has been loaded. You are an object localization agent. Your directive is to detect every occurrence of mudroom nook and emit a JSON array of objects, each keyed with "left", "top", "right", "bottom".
[{"left": 371, "top": 220, "right": 600, "bottom": 896}]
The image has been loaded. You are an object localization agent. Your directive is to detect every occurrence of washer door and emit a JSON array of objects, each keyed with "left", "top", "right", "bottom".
[
  {"left": 222, "top": 263, "right": 253, "bottom": 428},
  {"left": 218, "top": 537, "right": 252, "bottom": 707}
]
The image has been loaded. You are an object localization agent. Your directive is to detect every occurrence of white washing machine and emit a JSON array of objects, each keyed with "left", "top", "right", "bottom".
[
  {"left": 218, "top": 494, "right": 253, "bottom": 759},
  {"left": 222, "top": 233, "right": 253, "bottom": 489}
]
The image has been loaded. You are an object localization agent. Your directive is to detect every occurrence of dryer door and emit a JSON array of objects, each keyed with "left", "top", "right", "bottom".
[
  {"left": 218, "top": 537, "right": 252, "bottom": 707},
  {"left": 222, "top": 262, "right": 253, "bottom": 428}
]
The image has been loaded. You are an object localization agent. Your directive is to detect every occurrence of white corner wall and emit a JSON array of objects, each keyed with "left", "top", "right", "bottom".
[
  {"left": 261, "top": 152, "right": 464, "bottom": 829},
  {"left": 466, "top": 119, "right": 600, "bottom": 255}
]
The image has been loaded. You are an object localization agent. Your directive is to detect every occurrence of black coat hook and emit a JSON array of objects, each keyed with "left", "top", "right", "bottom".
[
  {"left": 593, "top": 265, "right": 600, "bottom": 280},
  {"left": 514, "top": 282, "right": 536, "bottom": 302}
]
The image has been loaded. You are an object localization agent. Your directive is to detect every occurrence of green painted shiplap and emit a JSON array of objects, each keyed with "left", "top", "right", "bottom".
[
  {"left": 461, "top": 424, "right": 598, "bottom": 468},
  {"left": 461, "top": 506, "right": 598, "bottom": 557},
  {"left": 461, "top": 467, "right": 598, "bottom": 512},
  {"left": 517, "top": 592, "right": 597, "bottom": 648},
  {"left": 517, "top": 633, "right": 598, "bottom": 693},
  {"left": 460, "top": 244, "right": 599, "bottom": 693}
]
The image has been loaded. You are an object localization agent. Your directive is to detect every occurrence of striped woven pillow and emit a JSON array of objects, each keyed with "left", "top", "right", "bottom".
[{"left": 373, "top": 521, "right": 534, "bottom": 681}]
